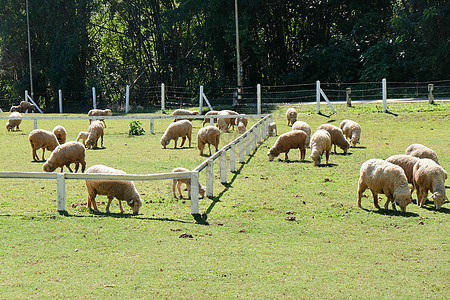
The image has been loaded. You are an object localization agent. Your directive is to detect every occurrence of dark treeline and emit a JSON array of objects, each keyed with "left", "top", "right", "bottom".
[{"left": 0, "top": 0, "right": 449, "bottom": 111}]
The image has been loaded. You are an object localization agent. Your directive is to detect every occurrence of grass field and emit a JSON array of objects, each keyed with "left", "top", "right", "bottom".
[{"left": 0, "top": 101, "right": 449, "bottom": 299}]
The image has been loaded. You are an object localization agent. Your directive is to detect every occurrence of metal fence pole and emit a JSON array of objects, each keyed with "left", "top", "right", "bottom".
[
  {"left": 316, "top": 80, "right": 321, "bottom": 114},
  {"left": 257, "top": 84, "right": 261, "bottom": 115},
  {"left": 58, "top": 90, "right": 63, "bottom": 113},
  {"left": 199, "top": 85, "right": 204, "bottom": 114},
  {"left": 125, "top": 85, "right": 130, "bottom": 113},
  {"left": 382, "top": 78, "right": 387, "bottom": 113},
  {"left": 92, "top": 87, "right": 97, "bottom": 109},
  {"left": 161, "top": 83, "right": 165, "bottom": 113},
  {"left": 150, "top": 119, "right": 154, "bottom": 134}
]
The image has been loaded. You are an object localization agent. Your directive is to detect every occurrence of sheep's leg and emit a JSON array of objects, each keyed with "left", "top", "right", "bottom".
[
  {"left": 177, "top": 181, "right": 183, "bottom": 198},
  {"left": 66, "top": 164, "right": 73, "bottom": 173},
  {"left": 80, "top": 161, "right": 86, "bottom": 173},
  {"left": 32, "top": 149, "right": 37, "bottom": 161},
  {"left": 172, "top": 179, "right": 178, "bottom": 198},
  {"left": 41, "top": 148, "right": 46, "bottom": 161},
  {"left": 371, "top": 191, "right": 381, "bottom": 209},
  {"left": 300, "top": 148, "right": 306, "bottom": 161},
  {"left": 180, "top": 136, "right": 186, "bottom": 147},
  {"left": 188, "top": 134, "right": 191, "bottom": 147},
  {"left": 118, "top": 200, "right": 124, "bottom": 213},
  {"left": 357, "top": 181, "right": 367, "bottom": 208},
  {"left": 74, "top": 162, "right": 79, "bottom": 173},
  {"left": 88, "top": 193, "right": 99, "bottom": 212},
  {"left": 284, "top": 150, "right": 290, "bottom": 161},
  {"left": 385, "top": 195, "right": 394, "bottom": 210},
  {"left": 100, "top": 134, "right": 104, "bottom": 148},
  {"left": 174, "top": 138, "right": 178, "bottom": 148},
  {"left": 208, "top": 144, "right": 212, "bottom": 156},
  {"left": 105, "top": 196, "right": 113, "bottom": 213},
  {"left": 325, "top": 151, "right": 330, "bottom": 165}
]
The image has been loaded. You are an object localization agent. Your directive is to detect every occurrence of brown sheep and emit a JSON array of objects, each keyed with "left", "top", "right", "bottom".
[
  {"left": 197, "top": 126, "right": 220, "bottom": 156},
  {"left": 85, "top": 121, "right": 104, "bottom": 149},
  {"left": 42, "top": 141, "right": 86, "bottom": 173},
  {"left": 267, "top": 130, "right": 307, "bottom": 161},
  {"left": 317, "top": 124, "right": 350, "bottom": 154},
  {"left": 28, "top": 129, "right": 60, "bottom": 161},
  {"left": 171, "top": 167, "right": 206, "bottom": 199},
  {"left": 88, "top": 109, "right": 112, "bottom": 127}
]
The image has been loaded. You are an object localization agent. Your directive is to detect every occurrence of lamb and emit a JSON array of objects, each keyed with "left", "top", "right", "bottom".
[
  {"left": 267, "top": 130, "right": 307, "bottom": 161},
  {"left": 405, "top": 143, "right": 439, "bottom": 164},
  {"left": 52, "top": 125, "right": 67, "bottom": 144},
  {"left": 308, "top": 129, "right": 332, "bottom": 166},
  {"left": 19, "top": 101, "right": 36, "bottom": 113},
  {"left": 286, "top": 108, "right": 297, "bottom": 126},
  {"left": 172, "top": 109, "right": 199, "bottom": 122},
  {"left": 317, "top": 124, "right": 350, "bottom": 154},
  {"left": 6, "top": 112, "right": 22, "bottom": 131},
  {"left": 339, "top": 119, "right": 361, "bottom": 147},
  {"left": 76, "top": 131, "right": 88, "bottom": 146},
  {"left": 85, "top": 120, "right": 104, "bottom": 149},
  {"left": 85, "top": 165, "right": 142, "bottom": 215},
  {"left": 88, "top": 108, "right": 112, "bottom": 127},
  {"left": 202, "top": 110, "right": 220, "bottom": 126},
  {"left": 268, "top": 122, "right": 277, "bottom": 137},
  {"left": 171, "top": 167, "right": 206, "bottom": 199},
  {"left": 160, "top": 120, "right": 192, "bottom": 149},
  {"left": 197, "top": 126, "right": 220, "bottom": 156},
  {"left": 357, "top": 159, "right": 411, "bottom": 213},
  {"left": 292, "top": 121, "right": 311, "bottom": 147},
  {"left": 42, "top": 141, "right": 86, "bottom": 173},
  {"left": 28, "top": 129, "right": 60, "bottom": 161},
  {"left": 9, "top": 105, "right": 21, "bottom": 113},
  {"left": 237, "top": 115, "right": 248, "bottom": 134},
  {"left": 413, "top": 158, "right": 447, "bottom": 210},
  {"left": 386, "top": 154, "right": 420, "bottom": 196},
  {"left": 216, "top": 111, "right": 232, "bottom": 132}
]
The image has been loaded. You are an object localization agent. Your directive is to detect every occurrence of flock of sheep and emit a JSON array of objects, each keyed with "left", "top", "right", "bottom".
[{"left": 267, "top": 107, "right": 447, "bottom": 213}]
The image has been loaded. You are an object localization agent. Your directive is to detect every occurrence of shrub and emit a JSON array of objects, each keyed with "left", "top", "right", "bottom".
[{"left": 128, "top": 120, "right": 145, "bottom": 135}]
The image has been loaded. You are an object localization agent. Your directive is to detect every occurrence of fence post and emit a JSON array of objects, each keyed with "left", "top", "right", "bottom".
[
  {"left": 220, "top": 151, "right": 227, "bottom": 184},
  {"left": 246, "top": 132, "right": 251, "bottom": 156},
  {"left": 206, "top": 159, "right": 214, "bottom": 197},
  {"left": 261, "top": 118, "right": 267, "bottom": 140},
  {"left": 25, "top": 90, "right": 28, "bottom": 103},
  {"left": 125, "top": 85, "right": 130, "bottom": 113},
  {"left": 58, "top": 90, "right": 63, "bottom": 113},
  {"left": 230, "top": 144, "right": 236, "bottom": 172},
  {"left": 238, "top": 138, "right": 244, "bottom": 163},
  {"left": 316, "top": 80, "right": 321, "bottom": 114},
  {"left": 346, "top": 88, "right": 351, "bottom": 107},
  {"left": 150, "top": 119, "right": 154, "bottom": 134},
  {"left": 257, "top": 84, "right": 261, "bottom": 115},
  {"left": 56, "top": 173, "right": 66, "bottom": 212},
  {"left": 428, "top": 84, "right": 434, "bottom": 104},
  {"left": 252, "top": 129, "right": 257, "bottom": 150},
  {"left": 33, "top": 119, "right": 38, "bottom": 130},
  {"left": 382, "top": 78, "right": 387, "bottom": 113},
  {"left": 190, "top": 171, "right": 199, "bottom": 215},
  {"left": 92, "top": 87, "right": 97, "bottom": 109},
  {"left": 256, "top": 123, "right": 261, "bottom": 144},
  {"left": 161, "top": 83, "right": 165, "bottom": 113},
  {"left": 199, "top": 85, "right": 204, "bottom": 114}
]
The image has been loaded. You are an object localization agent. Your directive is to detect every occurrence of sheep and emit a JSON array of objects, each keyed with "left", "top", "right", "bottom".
[
  {"left": 267, "top": 130, "right": 307, "bottom": 162},
  {"left": 52, "top": 125, "right": 67, "bottom": 144},
  {"left": 42, "top": 141, "right": 86, "bottom": 173},
  {"left": 386, "top": 154, "right": 420, "bottom": 196},
  {"left": 28, "top": 129, "right": 60, "bottom": 161},
  {"left": 88, "top": 108, "right": 112, "bottom": 127},
  {"left": 85, "top": 120, "right": 104, "bottom": 149},
  {"left": 85, "top": 165, "right": 142, "bottom": 215},
  {"left": 222, "top": 110, "right": 239, "bottom": 130},
  {"left": 9, "top": 105, "right": 21, "bottom": 113},
  {"left": 357, "top": 159, "right": 411, "bottom": 213},
  {"left": 308, "top": 129, "right": 332, "bottom": 166},
  {"left": 286, "top": 108, "right": 297, "bottom": 126},
  {"left": 268, "top": 122, "right": 278, "bottom": 137},
  {"left": 172, "top": 109, "right": 199, "bottom": 122},
  {"left": 6, "top": 112, "right": 22, "bottom": 131},
  {"left": 292, "top": 121, "right": 311, "bottom": 147},
  {"left": 76, "top": 131, "right": 88, "bottom": 146},
  {"left": 160, "top": 120, "right": 192, "bottom": 149},
  {"left": 19, "top": 101, "right": 36, "bottom": 113},
  {"left": 413, "top": 158, "right": 447, "bottom": 210},
  {"left": 405, "top": 143, "right": 439, "bottom": 164},
  {"left": 216, "top": 111, "right": 232, "bottom": 132},
  {"left": 197, "top": 126, "right": 220, "bottom": 156},
  {"left": 171, "top": 167, "right": 206, "bottom": 199},
  {"left": 339, "top": 119, "right": 361, "bottom": 147},
  {"left": 317, "top": 124, "right": 350, "bottom": 154},
  {"left": 202, "top": 110, "right": 220, "bottom": 127},
  {"left": 237, "top": 115, "right": 248, "bottom": 134}
]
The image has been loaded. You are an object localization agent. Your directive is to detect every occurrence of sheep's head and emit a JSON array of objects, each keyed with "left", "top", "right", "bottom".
[
  {"left": 309, "top": 150, "right": 320, "bottom": 166},
  {"left": 42, "top": 161, "right": 56, "bottom": 172},
  {"left": 85, "top": 139, "right": 94, "bottom": 149},
  {"left": 238, "top": 124, "right": 246, "bottom": 134},
  {"left": 6, "top": 123, "right": 12, "bottom": 131},
  {"left": 127, "top": 197, "right": 142, "bottom": 215},
  {"left": 105, "top": 109, "right": 112, "bottom": 116},
  {"left": 267, "top": 148, "right": 278, "bottom": 161},
  {"left": 199, "top": 185, "right": 206, "bottom": 198},
  {"left": 160, "top": 138, "right": 169, "bottom": 149},
  {"left": 429, "top": 192, "right": 446, "bottom": 210},
  {"left": 393, "top": 193, "right": 411, "bottom": 213}
]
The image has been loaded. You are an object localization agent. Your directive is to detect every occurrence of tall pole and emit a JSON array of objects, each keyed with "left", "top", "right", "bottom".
[
  {"left": 26, "top": 0, "right": 34, "bottom": 99},
  {"left": 235, "top": 0, "right": 242, "bottom": 88}
]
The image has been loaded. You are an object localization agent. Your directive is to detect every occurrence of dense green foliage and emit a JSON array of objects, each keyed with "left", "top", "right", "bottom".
[{"left": 0, "top": 1, "right": 449, "bottom": 109}]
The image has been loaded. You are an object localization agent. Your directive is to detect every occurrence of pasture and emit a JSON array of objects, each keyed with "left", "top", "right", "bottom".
[{"left": 0, "top": 101, "right": 449, "bottom": 299}]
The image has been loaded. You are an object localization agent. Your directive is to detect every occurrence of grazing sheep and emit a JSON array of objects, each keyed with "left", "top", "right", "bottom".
[
  {"left": 19, "top": 101, "right": 36, "bottom": 113},
  {"left": 406, "top": 143, "right": 439, "bottom": 164},
  {"left": 386, "top": 154, "right": 420, "bottom": 196},
  {"left": 172, "top": 109, "right": 199, "bottom": 122},
  {"left": 6, "top": 112, "right": 22, "bottom": 131},
  {"left": 42, "top": 141, "right": 86, "bottom": 173},
  {"left": 317, "top": 124, "right": 350, "bottom": 154},
  {"left": 88, "top": 109, "right": 112, "bottom": 127},
  {"left": 160, "top": 120, "right": 192, "bottom": 149},
  {"left": 85, "top": 165, "right": 142, "bottom": 215},
  {"left": 197, "top": 126, "right": 220, "bottom": 156},
  {"left": 268, "top": 122, "right": 278, "bottom": 137},
  {"left": 237, "top": 115, "right": 248, "bottom": 134},
  {"left": 286, "top": 108, "right": 297, "bottom": 126},
  {"left": 339, "top": 119, "right": 361, "bottom": 147},
  {"left": 9, "top": 105, "right": 21, "bottom": 113},
  {"left": 76, "top": 131, "right": 89, "bottom": 146},
  {"left": 308, "top": 129, "right": 332, "bottom": 166},
  {"left": 28, "top": 129, "right": 60, "bottom": 161},
  {"left": 413, "top": 158, "right": 447, "bottom": 210},
  {"left": 357, "top": 159, "right": 411, "bottom": 213},
  {"left": 52, "top": 125, "right": 67, "bottom": 144},
  {"left": 85, "top": 121, "right": 104, "bottom": 149},
  {"left": 222, "top": 110, "right": 239, "bottom": 130},
  {"left": 216, "top": 111, "right": 232, "bottom": 132},
  {"left": 292, "top": 121, "right": 311, "bottom": 147},
  {"left": 171, "top": 167, "right": 206, "bottom": 199},
  {"left": 202, "top": 110, "right": 220, "bottom": 126},
  {"left": 267, "top": 130, "right": 307, "bottom": 161}
]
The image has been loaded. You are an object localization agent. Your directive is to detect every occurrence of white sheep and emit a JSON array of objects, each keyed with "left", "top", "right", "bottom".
[
  {"left": 42, "top": 141, "right": 86, "bottom": 173},
  {"left": 76, "top": 131, "right": 88, "bottom": 146},
  {"left": 88, "top": 108, "right": 112, "bottom": 127},
  {"left": 406, "top": 143, "right": 439, "bottom": 164},
  {"left": 308, "top": 129, "right": 332, "bottom": 166},
  {"left": 267, "top": 130, "right": 307, "bottom": 161},
  {"left": 386, "top": 154, "right": 420, "bottom": 196},
  {"left": 171, "top": 167, "right": 206, "bottom": 199},
  {"left": 216, "top": 111, "right": 232, "bottom": 132},
  {"left": 172, "top": 109, "right": 199, "bottom": 122},
  {"left": 6, "top": 112, "right": 22, "bottom": 131},
  {"left": 317, "top": 124, "right": 350, "bottom": 154},
  {"left": 286, "top": 108, "right": 297, "bottom": 126},
  {"left": 85, "top": 164, "right": 143, "bottom": 215},
  {"left": 160, "top": 120, "right": 192, "bottom": 149},
  {"left": 339, "top": 119, "right": 361, "bottom": 147},
  {"left": 52, "top": 125, "right": 67, "bottom": 144},
  {"left": 237, "top": 115, "right": 248, "bottom": 134},
  {"left": 85, "top": 121, "right": 104, "bottom": 149},
  {"left": 268, "top": 122, "right": 277, "bottom": 137},
  {"left": 292, "top": 121, "right": 311, "bottom": 147},
  {"left": 202, "top": 110, "right": 220, "bottom": 127},
  {"left": 28, "top": 129, "right": 60, "bottom": 161},
  {"left": 413, "top": 158, "right": 447, "bottom": 210},
  {"left": 197, "top": 126, "right": 220, "bottom": 156},
  {"left": 357, "top": 159, "right": 411, "bottom": 213},
  {"left": 222, "top": 110, "right": 239, "bottom": 130}
]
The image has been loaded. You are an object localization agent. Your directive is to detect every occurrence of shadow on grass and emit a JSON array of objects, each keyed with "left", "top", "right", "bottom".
[
  {"left": 359, "top": 207, "right": 419, "bottom": 217},
  {"left": 332, "top": 152, "right": 353, "bottom": 156},
  {"left": 418, "top": 204, "right": 450, "bottom": 214}
]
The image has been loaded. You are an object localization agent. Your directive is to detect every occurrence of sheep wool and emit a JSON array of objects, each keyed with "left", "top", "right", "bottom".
[
  {"left": 339, "top": 119, "right": 361, "bottom": 147},
  {"left": 85, "top": 121, "right": 104, "bottom": 149},
  {"left": 76, "top": 131, "right": 89, "bottom": 146},
  {"left": 317, "top": 124, "right": 350, "bottom": 154},
  {"left": 413, "top": 158, "right": 447, "bottom": 210},
  {"left": 28, "top": 129, "right": 60, "bottom": 161},
  {"left": 268, "top": 122, "right": 277, "bottom": 137},
  {"left": 6, "top": 112, "right": 22, "bottom": 131},
  {"left": 88, "top": 109, "right": 112, "bottom": 127},
  {"left": 267, "top": 130, "right": 307, "bottom": 161},
  {"left": 43, "top": 141, "right": 86, "bottom": 173},
  {"left": 237, "top": 115, "right": 248, "bottom": 134},
  {"left": 160, "top": 120, "right": 192, "bottom": 149},
  {"left": 172, "top": 109, "right": 199, "bottom": 122},
  {"left": 202, "top": 110, "right": 220, "bottom": 127},
  {"left": 406, "top": 143, "right": 439, "bottom": 164},
  {"left": 216, "top": 111, "right": 232, "bottom": 132},
  {"left": 308, "top": 129, "right": 331, "bottom": 166},
  {"left": 286, "top": 108, "right": 297, "bottom": 126},
  {"left": 171, "top": 167, "right": 206, "bottom": 199},
  {"left": 197, "top": 126, "right": 220, "bottom": 156},
  {"left": 386, "top": 154, "right": 420, "bottom": 197},
  {"left": 52, "top": 125, "right": 67, "bottom": 144},
  {"left": 222, "top": 110, "right": 239, "bottom": 130},
  {"left": 292, "top": 121, "right": 311, "bottom": 147},
  {"left": 19, "top": 101, "right": 36, "bottom": 113}
]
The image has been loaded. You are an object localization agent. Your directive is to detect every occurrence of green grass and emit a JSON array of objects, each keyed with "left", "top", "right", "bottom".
[{"left": 0, "top": 102, "right": 449, "bottom": 299}]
